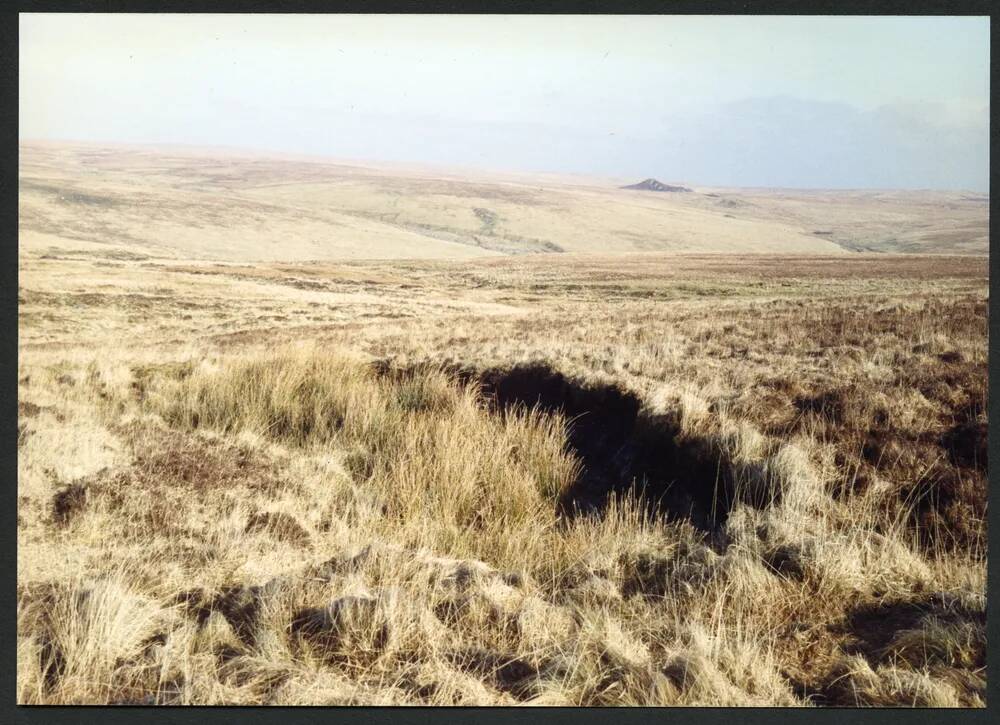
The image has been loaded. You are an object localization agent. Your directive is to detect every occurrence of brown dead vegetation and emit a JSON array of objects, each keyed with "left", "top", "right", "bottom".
[{"left": 17, "top": 249, "right": 987, "bottom": 706}]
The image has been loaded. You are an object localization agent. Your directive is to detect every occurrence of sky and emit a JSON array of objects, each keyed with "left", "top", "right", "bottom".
[{"left": 20, "top": 14, "right": 990, "bottom": 190}]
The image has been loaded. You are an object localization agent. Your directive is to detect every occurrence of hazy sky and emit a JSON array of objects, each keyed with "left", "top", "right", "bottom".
[{"left": 20, "top": 14, "right": 990, "bottom": 190}]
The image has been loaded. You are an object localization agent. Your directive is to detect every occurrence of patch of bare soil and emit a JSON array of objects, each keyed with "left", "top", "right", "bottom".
[{"left": 443, "top": 362, "right": 749, "bottom": 532}]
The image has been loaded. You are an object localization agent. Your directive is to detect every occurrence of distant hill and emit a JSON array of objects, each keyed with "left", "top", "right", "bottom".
[
  {"left": 621, "top": 178, "right": 692, "bottom": 193},
  {"left": 18, "top": 142, "right": 987, "bottom": 260}
]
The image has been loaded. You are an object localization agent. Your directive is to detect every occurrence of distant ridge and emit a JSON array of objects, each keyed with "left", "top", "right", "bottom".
[
  {"left": 32, "top": 142, "right": 970, "bottom": 258},
  {"left": 622, "top": 178, "right": 692, "bottom": 193}
]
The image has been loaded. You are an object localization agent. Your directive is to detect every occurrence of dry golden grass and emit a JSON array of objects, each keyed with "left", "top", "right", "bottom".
[
  {"left": 19, "top": 141, "right": 988, "bottom": 261},
  {"left": 17, "top": 156, "right": 988, "bottom": 707}
]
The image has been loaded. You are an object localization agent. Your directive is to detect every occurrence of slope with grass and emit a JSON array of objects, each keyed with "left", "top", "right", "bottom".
[
  {"left": 17, "top": 244, "right": 987, "bottom": 706},
  {"left": 22, "top": 141, "right": 986, "bottom": 262}
]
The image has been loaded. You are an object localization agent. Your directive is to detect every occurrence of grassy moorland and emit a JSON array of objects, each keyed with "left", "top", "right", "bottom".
[
  {"left": 19, "top": 141, "right": 988, "bottom": 261},
  {"left": 17, "top": 236, "right": 986, "bottom": 705}
]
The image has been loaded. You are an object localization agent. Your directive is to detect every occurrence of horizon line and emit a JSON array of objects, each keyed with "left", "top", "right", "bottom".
[{"left": 18, "top": 136, "right": 990, "bottom": 196}]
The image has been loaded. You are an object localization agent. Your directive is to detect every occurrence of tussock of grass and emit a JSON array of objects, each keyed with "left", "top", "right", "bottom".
[
  {"left": 17, "top": 253, "right": 986, "bottom": 706},
  {"left": 150, "top": 349, "right": 579, "bottom": 568}
]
